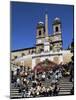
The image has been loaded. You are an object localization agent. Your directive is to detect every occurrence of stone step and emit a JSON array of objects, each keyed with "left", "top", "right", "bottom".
[
  {"left": 60, "top": 78, "right": 70, "bottom": 80},
  {"left": 10, "top": 88, "right": 19, "bottom": 91},
  {"left": 60, "top": 79, "right": 70, "bottom": 82},
  {"left": 10, "top": 95, "right": 22, "bottom": 98},
  {"left": 59, "top": 89, "right": 71, "bottom": 92},
  {"left": 58, "top": 91, "right": 71, "bottom": 95},
  {"left": 59, "top": 84, "right": 72, "bottom": 86},
  {"left": 60, "top": 87, "right": 72, "bottom": 89},
  {"left": 60, "top": 85, "right": 73, "bottom": 87},
  {"left": 60, "top": 87, "right": 72, "bottom": 90},
  {"left": 10, "top": 94, "right": 22, "bottom": 97},
  {"left": 10, "top": 92, "right": 21, "bottom": 95},
  {"left": 60, "top": 86, "right": 73, "bottom": 88},
  {"left": 60, "top": 80, "right": 70, "bottom": 82},
  {"left": 60, "top": 81, "right": 72, "bottom": 83},
  {"left": 10, "top": 90, "right": 19, "bottom": 93}
]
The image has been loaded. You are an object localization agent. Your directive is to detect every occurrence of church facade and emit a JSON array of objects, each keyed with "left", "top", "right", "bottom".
[{"left": 11, "top": 14, "right": 73, "bottom": 69}]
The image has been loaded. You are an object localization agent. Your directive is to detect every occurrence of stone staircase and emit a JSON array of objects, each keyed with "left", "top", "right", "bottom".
[
  {"left": 10, "top": 78, "right": 52, "bottom": 98},
  {"left": 58, "top": 77, "right": 73, "bottom": 95},
  {"left": 10, "top": 83, "right": 22, "bottom": 99},
  {"left": 10, "top": 76, "right": 73, "bottom": 98}
]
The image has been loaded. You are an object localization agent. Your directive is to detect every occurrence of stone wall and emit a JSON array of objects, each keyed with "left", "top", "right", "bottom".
[{"left": 11, "top": 50, "right": 73, "bottom": 69}]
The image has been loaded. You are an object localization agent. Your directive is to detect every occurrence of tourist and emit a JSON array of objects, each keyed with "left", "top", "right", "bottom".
[
  {"left": 16, "top": 77, "right": 21, "bottom": 87},
  {"left": 41, "top": 72, "right": 46, "bottom": 81},
  {"left": 36, "top": 85, "right": 41, "bottom": 96},
  {"left": 41, "top": 85, "right": 46, "bottom": 96},
  {"left": 53, "top": 83, "right": 60, "bottom": 96},
  {"left": 49, "top": 84, "right": 54, "bottom": 96},
  {"left": 32, "top": 80, "right": 37, "bottom": 88}
]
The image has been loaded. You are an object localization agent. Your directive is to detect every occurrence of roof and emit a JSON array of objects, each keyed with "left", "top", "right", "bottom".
[
  {"left": 38, "top": 21, "right": 44, "bottom": 24},
  {"left": 11, "top": 46, "right": 36, "bottom": 52},
  {"left": 53, "top": 17, "right": 61, "bottom": 25},
  {"left": 37, "top": 21, "right": 45, "bottom": 28}
]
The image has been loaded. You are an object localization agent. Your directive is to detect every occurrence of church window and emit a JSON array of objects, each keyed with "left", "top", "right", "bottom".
[
  {"left": 55, "top": 26, "right": 59, "bottom": 32},
  {"left": 60, "top": 43, "right": 62, "bottom": 46},
  {"left": 57, "top": 44, "right": 59, "bottom": 47},
  {"left": 31, "top": 50, "right": 34, "bottom": 54},
  {"left": 40, "top": 48, "right": 44, "bottom": 52},
  {"left": 21, "top": 53, "right": 25, "bottom": 56},
  {"left": 50, "top": 46, "right": 52, "bottom": 50},
  {"left": 29, "top": 50, "right": 30, "bottom": 53},
  {"left": 39, "top": 30, "right": 41, "bottom": 36},
  {"left": 14, "top": 56, "right": 17, "bottom": 59}
]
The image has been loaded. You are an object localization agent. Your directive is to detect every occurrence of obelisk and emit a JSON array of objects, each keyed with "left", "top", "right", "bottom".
[{"left": 44, "top": 12, "right": 50, "bottom": 52}]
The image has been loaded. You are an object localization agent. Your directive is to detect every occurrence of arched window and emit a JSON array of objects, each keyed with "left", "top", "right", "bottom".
[
  {"left": 50, "top": 46, "right": 52, "bottom": 50},
  {"left": 31, "top": 50, "right": 34, "bottom": 54},
  {"left": 14, "top": 56, "right": 17, "bottom": 59},
  {"left": 55, "top": 26, "right": 59, "bottom": 32},
  {"left": 39, "top": 30, "right": 41, "bottom": 36},
  {"left": 21, "top": 53, "right": 25, "bottom": 56}
]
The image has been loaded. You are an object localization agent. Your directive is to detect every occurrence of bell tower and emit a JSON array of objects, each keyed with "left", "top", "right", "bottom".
[
  {"left": 36, "top": 22, "right": 45, "bottom": 43},
  {"left": 53, "top": 17, "right": 61, "bottom": 34},
  {"left": 36, "top": 22, "right": 45, "bottom": 53},
  {"left": 52, "top": 17, "right": 63, "bottom": 51}
]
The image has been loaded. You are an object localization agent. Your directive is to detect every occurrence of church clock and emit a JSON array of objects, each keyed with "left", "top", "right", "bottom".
[{"left": 37, "top": 39, "right": 42, "bottom": 44}]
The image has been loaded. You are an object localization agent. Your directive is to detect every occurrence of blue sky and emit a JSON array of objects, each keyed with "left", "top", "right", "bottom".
[{"left": 11, "top": 2, "right": 74, "bottom": 50}]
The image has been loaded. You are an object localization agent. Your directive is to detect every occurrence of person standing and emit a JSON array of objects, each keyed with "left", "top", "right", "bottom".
[{"left": 53, "top": 83, "right": 60, "bottom": 96}]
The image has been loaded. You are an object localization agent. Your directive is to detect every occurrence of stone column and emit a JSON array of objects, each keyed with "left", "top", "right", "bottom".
[{"left": 32, "top": 58, "right": 36, "bottom": 69}]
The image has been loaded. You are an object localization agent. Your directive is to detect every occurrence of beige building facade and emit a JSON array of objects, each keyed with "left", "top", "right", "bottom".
[{"left": 11, "top": 14, "right": 73, "bottom": 69}]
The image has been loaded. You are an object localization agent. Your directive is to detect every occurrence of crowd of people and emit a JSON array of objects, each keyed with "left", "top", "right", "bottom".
[{"left": 11, "top": 62, "right": 74, "bottom": 98}]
